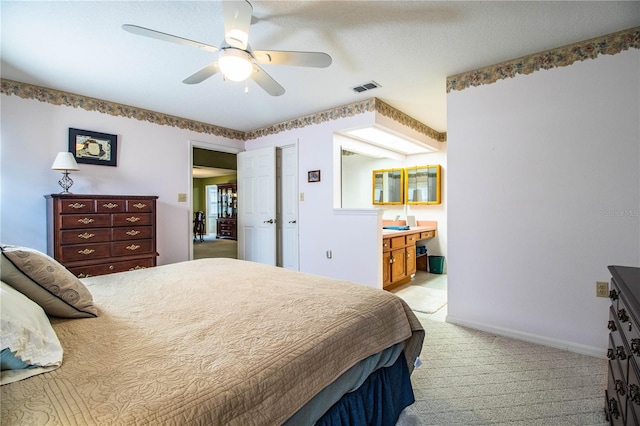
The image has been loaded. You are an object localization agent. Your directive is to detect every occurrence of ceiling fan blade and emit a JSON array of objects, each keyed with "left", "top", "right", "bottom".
[
  {"left": 223, "top": 1, "right": 253, "bottom": 49},
  {"left": 253, "top": 50, "right": 332, "bottom": 68},
  {"left": 122, "top": 24, "right": 218, "bottom": 52},
  {"left": 183, "top": 62, "right": 221, "bottom": 84},
  {"left": 250, "top": 64, "right": 285, "bottom": 96}
]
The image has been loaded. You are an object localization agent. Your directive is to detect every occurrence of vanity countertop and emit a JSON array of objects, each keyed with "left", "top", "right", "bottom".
[{"left": 382, "top": 225, "right": 436, "bottom": 237}]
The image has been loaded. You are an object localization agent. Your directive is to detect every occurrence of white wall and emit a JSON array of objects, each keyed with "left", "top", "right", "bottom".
[
  {"left": 447, "top": 49, "right": 640, "bottom": 356},
  {"left": 245, "top": 113, "right": 384, "bottom": 286},
  {"left": 0, "top": 95, "right": 243, "bottom": 265}
]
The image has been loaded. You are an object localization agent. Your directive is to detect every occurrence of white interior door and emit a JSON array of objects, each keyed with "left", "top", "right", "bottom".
[
  {"left": 237, "top": 147, "right": 276, "bottom": 265},
  {"left": 279, "top": 145, "right": 299, "bottom": 270}
]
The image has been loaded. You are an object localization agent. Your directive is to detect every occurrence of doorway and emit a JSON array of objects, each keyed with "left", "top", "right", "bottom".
[{"left": 190, "top": 142, "right": 241, "bottom": 260}]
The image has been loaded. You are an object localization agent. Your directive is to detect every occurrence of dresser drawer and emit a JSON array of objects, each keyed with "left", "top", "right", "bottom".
[
  {"left": 112, "top": 239, "right": 153, "bottom": 257},
  {"left": 60, "top": 199, "right": 95, "bottom": 213},
  {"left": 61, "top": 214, "right": 111, "bottom": 229},
  {"left": 112, "top": 226, "right": 152, "bottom": 241},
  {"left": 69, "top": 257, "right": 155, "bottom": 278},
  {"left": 618, "top": 296, "right": 640, "bottom": 363},
  {"left": 127, "top": 200, "right": 153, "bottom": 212},
  {"left": 96, "top": 200, "right": 125, "bottom": 213},
  {"left": 112, "top": 213, "right": 153, "bottom": 227},
  {"left": 60, "top": 243, "right": 111, "bottom": 262},
  {"left": 608, "top": 359, "right": 627, "bottom": 425},
  {"left": 61, "top": 228, "right": 111, "bottom": 245},
  {"left": 610, "top": 308, "right": 630, "bottom": 381},
  {"left": 628, "top": 359, "right": 640, "bottom": 425}
]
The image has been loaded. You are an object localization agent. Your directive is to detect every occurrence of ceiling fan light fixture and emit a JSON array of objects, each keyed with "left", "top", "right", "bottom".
[{"left": 219, "top": 48, "right": 253, "bottom": 82}]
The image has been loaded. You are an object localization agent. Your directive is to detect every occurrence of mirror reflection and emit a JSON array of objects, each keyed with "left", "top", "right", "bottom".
[
  {"left": 372, "top": 168, "right": 404, "bottom": 205},
  {"left": 406, "top": 165, "right": 440, "bottom": 204}
]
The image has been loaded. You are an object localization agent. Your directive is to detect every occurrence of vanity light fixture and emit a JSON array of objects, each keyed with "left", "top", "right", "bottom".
[
  {"left": 51, "top": 152, "right": 79, "bottom": 194},
  {"left": 343, "top": 126, "right": 436, "bottom": 155}
]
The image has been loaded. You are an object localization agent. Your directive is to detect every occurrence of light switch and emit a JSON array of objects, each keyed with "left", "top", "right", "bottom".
[
  {"left": 177, "top": 193, "right": 187, "bottom": 202},
  {"left": 300, "top": 192, "right": 304, "bottom": 201}
]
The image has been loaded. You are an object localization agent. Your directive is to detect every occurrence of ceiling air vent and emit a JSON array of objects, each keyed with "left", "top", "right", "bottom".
[{"left": 352, "top": 81, "right": 381, "bottom": 93}]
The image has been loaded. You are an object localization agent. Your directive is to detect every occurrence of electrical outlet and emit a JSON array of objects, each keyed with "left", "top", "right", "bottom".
[{"left": 596, "top": 281, "right": 609, "bottom": 298}]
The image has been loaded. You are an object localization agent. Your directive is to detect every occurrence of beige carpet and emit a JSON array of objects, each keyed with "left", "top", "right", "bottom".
[
  {"left": 397, "top": 316, "right": 608, "bottom": 425},
  {"left": 394, "top": 286, "right": 447, "bottom": 314},
  {"left": 193, "top": 237, "right": 237, "bottom": 260}
]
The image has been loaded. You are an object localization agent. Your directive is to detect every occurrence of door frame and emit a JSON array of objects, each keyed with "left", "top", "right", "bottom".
[{"left": 188, "top": 140, "right": 242, "bottom": 260}]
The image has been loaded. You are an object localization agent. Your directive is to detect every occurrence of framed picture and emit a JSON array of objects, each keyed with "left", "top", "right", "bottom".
[
  {"left": 308, "top": 170, "right": 321, "bottom": 183},
  {"left": 69, "top": 128, "right": 118, "bottom": 166}
]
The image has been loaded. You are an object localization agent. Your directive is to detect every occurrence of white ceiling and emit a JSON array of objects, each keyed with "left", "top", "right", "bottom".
[{"left": 1, "top": 1, "right": 638, "bottom": 134}]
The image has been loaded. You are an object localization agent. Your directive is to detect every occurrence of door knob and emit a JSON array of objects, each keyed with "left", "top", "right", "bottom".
[
  {"left": 289, "top": 220, "right": 297, "bottom": 224},
  {"left": 264, "top": 219, "right": 274, "bottom": 224}
]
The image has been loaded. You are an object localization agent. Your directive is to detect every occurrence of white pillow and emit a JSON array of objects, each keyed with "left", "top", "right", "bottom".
[{"left": 1, "top": 281, "right": 63, "bottom": 385}]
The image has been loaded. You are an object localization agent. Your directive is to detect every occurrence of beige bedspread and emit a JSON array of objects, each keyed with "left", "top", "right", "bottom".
[{"left": 1, "top": 258, "right": 424, "bottom": 425}]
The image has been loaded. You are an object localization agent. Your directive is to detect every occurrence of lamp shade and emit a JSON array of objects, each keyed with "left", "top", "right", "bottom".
[
  {"left": 218, "top": 48, "right": 253, "bottom": 82},
  {"left": 51, "top": 152, "right": 79, "bottom": 171}
]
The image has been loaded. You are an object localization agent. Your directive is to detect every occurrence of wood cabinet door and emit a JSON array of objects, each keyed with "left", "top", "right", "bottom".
[
  {"left": 391, "top": 247, "right": 407, "bottom": 282},
  {"left": 406, "top": 245, "right": 417, "bottom": 276},
  {"left": 383, "top": 250, "right": 391, "bottom": 286}
]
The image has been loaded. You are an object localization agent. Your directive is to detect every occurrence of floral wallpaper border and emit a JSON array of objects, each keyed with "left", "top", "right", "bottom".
[
  {"left": 0, "top": 78, "right": 446, "bottom": 143},
  {"left": 0, "top": 78, "right": 246, "bottom": 140},
  {"left": 447, "top": 27, "right": 640, "bottom": 93}
]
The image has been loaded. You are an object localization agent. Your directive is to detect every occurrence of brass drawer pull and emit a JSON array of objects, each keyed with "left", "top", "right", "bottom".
[
  {"left": 129, "top": 265, "right": 147, "bottom": 271},
  {"left": 608, "top": 320, "right": 617, "bottom": 332},
  {"left": 103, "top": 203, "right": 119, "bottom": 209},
  {"left": 607, "top": 348, "right": 616, "bottom": 360},
  {"left": 78, "top": 249, "right": 95, "bottom": 255},
  {"left": 618, "top": 309, "right": 629, "bottom": 323},
  {"left": 78, "top": 217, "right": 95, "bottom": 225},
  {"left": 630, "top": 384, "right": 640, "bottom": 405},
  {"left": 69, "top": 203, "right": 86, "bottom": 209},
  {"left": 126, "top": 244, "right": 141, "bottom": 251},
  {"left": 78, "top": 232, "right": 95, "bottom": 239},
  {"left": 616, "top": 346, "right": 627, "bottom": 360},
  {"left": 126, "top": 230, "right": 141, "bottom": 236},
  {"left": 132, "top": 203, "right": 147, "bottom": 209},
  {"left": 109, "top": 265, "right": 114, "bottom": 270},
  {"left": 615, "top": 379, "right": 626, "bottom": 395},
  {"left": 609, "top": 398, "right": 620, "bottom": 419},
  {"left": 77, "top": 273, "right": 91, "bottom": 278},
  {"left": 631, "top": 338, "right": 640, "bottom": 356},
  {"left": 126, "top": 216, "right": 141, "bottom": 223},
  {"left": 610, "top": 289, "right": 619, "bottom": 300}
]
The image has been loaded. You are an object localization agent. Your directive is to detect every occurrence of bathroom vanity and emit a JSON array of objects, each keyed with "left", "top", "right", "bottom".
[{"left": 382, "top": 221, "right": 436, "bottom": 290}]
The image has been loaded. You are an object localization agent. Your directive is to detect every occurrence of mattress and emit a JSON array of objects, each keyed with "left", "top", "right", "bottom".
[{"left": 1, "top": 258, "right": 424, "bottom": 425}]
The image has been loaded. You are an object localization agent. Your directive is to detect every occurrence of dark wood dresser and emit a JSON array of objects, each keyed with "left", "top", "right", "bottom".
[
  {"left": 45, "top": 194, "right": 158, "bottom": 277},
  {"left": 606, "top": 265, "right": 640, "bottom": 425}
]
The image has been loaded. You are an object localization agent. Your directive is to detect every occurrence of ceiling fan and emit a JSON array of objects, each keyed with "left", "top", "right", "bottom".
[{"left": 122, "top": 0, "right": 331, "bottom": 96}]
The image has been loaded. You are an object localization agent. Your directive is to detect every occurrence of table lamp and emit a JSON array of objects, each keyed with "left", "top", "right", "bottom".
[{"left": 51, "top": 152, "right": 80, "bottom": 194}]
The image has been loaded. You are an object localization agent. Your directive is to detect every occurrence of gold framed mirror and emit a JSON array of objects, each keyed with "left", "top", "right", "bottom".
[
  {"left": 372, "top": 168, "right": 404, "bottom": 205},
  {"left": 405, "top": 165, "right": 441, "bottom": 205}
]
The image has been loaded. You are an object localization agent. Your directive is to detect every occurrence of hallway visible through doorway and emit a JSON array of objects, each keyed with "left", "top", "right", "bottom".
[{"left": 193, "top": 235, "right": 237, "bottom": 260}]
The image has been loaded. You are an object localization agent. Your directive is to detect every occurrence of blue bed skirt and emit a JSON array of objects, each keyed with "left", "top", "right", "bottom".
[{"left": 315, "top": 351, "right": 415, "bottom": 426}]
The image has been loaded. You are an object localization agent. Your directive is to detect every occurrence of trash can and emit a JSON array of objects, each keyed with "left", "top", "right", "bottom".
[{"left": 428, "top": 255, "right": 445, "bottom": 274}]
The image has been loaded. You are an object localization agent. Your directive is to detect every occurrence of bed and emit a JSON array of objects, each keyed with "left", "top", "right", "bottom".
[{"left": 1, "top": 249, "right": 424, "bottom": 425}]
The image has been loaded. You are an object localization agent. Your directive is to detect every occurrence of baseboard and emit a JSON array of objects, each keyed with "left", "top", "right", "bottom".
[{"left": 445, "top": 315, "right": 606, "bottom": 359}]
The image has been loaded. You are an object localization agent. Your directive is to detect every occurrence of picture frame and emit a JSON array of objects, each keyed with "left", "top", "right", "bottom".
[
  {"left": 308, "top": 170, "right": 321, "bottom": 183},
  {"left": 69, "top": 128, "right": 118, "bottom": 166}
]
